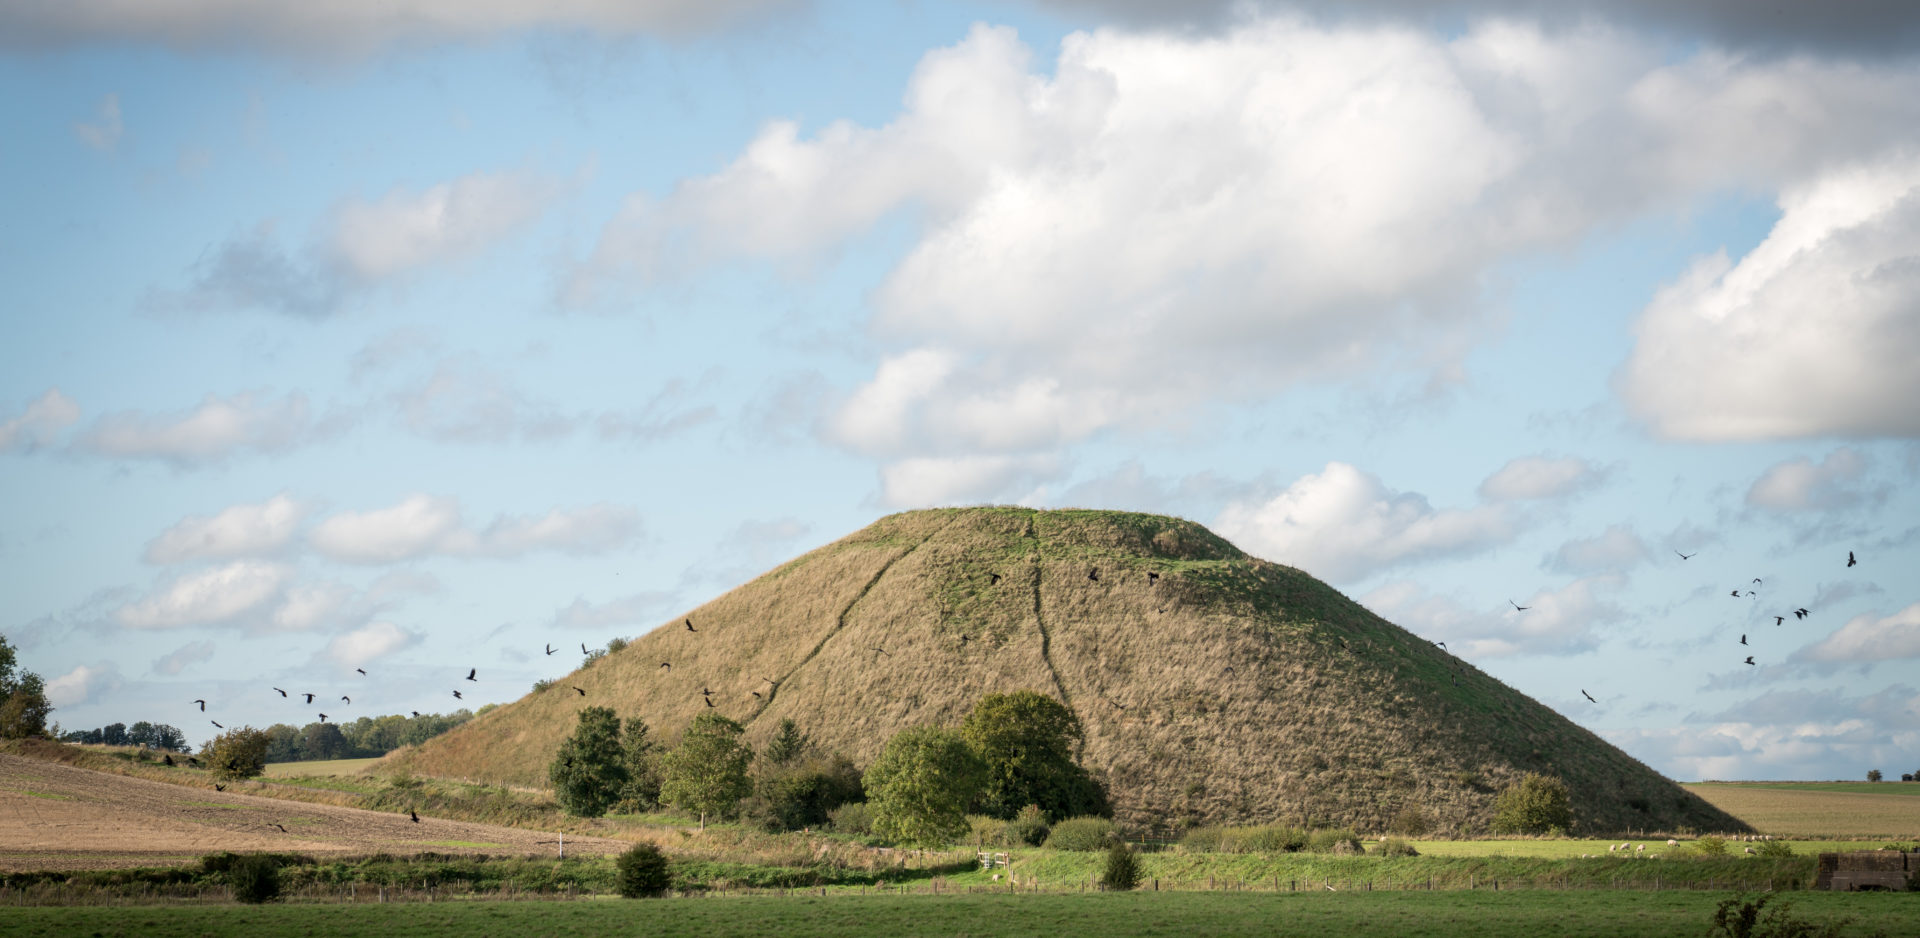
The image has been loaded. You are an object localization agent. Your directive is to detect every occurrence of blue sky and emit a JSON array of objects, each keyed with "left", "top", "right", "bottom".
[{"left": 4, "top": 0, "right": 1918, "bottom": 782}]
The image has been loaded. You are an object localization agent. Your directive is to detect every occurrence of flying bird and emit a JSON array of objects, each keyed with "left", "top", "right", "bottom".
[
  {"left": 1675, "top": 550, "right": 1696, "bottom": 560},
  {"left": 1147, "top": 572, "right": 1159, "bottom": 586},
  {"left": 1433, "top": 641, "right": 1448, "bottom": 651},
  {"left": 272, "top": 688, "right": 287, "bottom": 697},
  {"left": 659, "top": 662, "right": 671, "bottom": 671},
  {"left": 1847, "top": 551, "right": 1857, "bottom": 567},
  {"left": 452, "top": 690, "right": 463, "bottom": 699},
  {"left": 356, "top": 668, "right": 366, "bottom": 676},
  {"left": 465, "top": 668, "right": 476, "bottom": 681},
  {"left": 303, "top": 693, "right": 315, "bottom": 704},
  {"left": 318, "top": 714, "right": 327, "bottom": 722},
  {"left": 1509, "top": 600, "right": 1530, "bottom": 612},
  {"left": 410, "top": 810, "right": 419, "bottom": 823},
  {"left": 872, "top": 646, "right": 890, "bottom": 656},
  {"left": 546, "top": 644, "right": 555, "bottom": 656},
  {"left": 1581, "top": 690, "right": 1596, "bottom": 703},
  {"left": 751, "top": 691, "right": 762, "bottom": 698},
  {"left": 411, "top": 711, "right": 421, "bottom": 718},
  {"left": 703, "top": 697, "right": 715, "bottom": 708},
  {"left": 194, "top": 699, "right": 206, "bottom": 711},
  {"left": 274, "top": 823, "right": 287, "bottom": 833},
  {"left": 1740, "top": 635, "right": 1748, "bottom": 645},
  {"left": 1794, "top": 608, "right": 1810, "bottom": 619},
  {"left": 1774, "top": 617, "right": 1785, "bottom": 626},
  {"left": 989, "top": 573, "right": 1002, "bottom": 586},
  {"left": 341, "top": 696, "right": 350, "bottom": 704},
  {"left": 210, "top": 720, "right": 223, "bottom": 728},
  {"left": 214, "top": 784, "right": 225, "bottom": 792},
  {"left": 685, "top": 618, "right": 697, "bottom": 632},
  {"left": 581, "top": 642, "right": 589, "bottom": 654},
  {"left": 1752, "top": 578, "right": 1763, "bottom": 585},
  {"left": 573, "top": 687, "right": 586, "bottom": 696},
  {"left": 1088, "top": 568, "right": 1100, "bottom": 582},
  {"left": 164, "top": 754, "right": 174, "bottom": 766},
  {"left": 1743, "top": 656, "right": 1755, "bottom": 666}
]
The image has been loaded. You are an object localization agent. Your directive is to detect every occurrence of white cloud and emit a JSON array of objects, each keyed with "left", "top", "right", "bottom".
[
  {"left": 73, "top": 93, "right": 122, "bottom": 150},
  {"left": 309, "top": 495, "right": 641, "bottom": 563},
  {"left": 552, "top": 592, "right": 676, "bottom": 630},
  {"left": 329, "top": 171, "right": 559, "bottom": 280},
  {"left": 1545, "top": 523, "right": 1650, "bottom": 574},
  {"left": 269, "top": 582, "right": 354, "bottom": 631},
  {"left": 143, "top": 494, "right": 307, "bottom": 564},
  {"left": 115, "top": 560, "right": 292, "bottom": 628},
  {"left": 878, "top": 454, "right": 1063, "bottom": 508},
  {"left": 45, "top": 664, "right": 118, "bottom": 707},
  {"left": 152, "top": 640, "right": 216, "bottom": 676},
  {"left": 572, "top": 19, "right": 1920, "bottom": 487},
  {"left": 0, "top": 388, "right": 80, "bottom": 452},
  {"left": 1745, "top": 448, "right": 1874, "bottom": 511},
  {"left": 1479, "top": 455, "right": 1603, "bottom": 501},
  {"left": 1360, "top": 575, "right": 1624, "bottom": 657},
  {"left": 1793, "top": 602, "right": 1920, "bottom": 664},
  {"left": 393, "top": 360, "right": 575, "bottom": 444},
  {"left": 1619, "top": 155, "right": 1920, "bottom": 440},
  {"left": 74, "top": 391, "right": 317, "bottom": 467},
  {"left": 1215, "top": 461, "right": 1516, "bottom": 583},
  {"left": 2, "top": 0, "right": 797, "bottom": 53},
  {"left": 323, "top": 621, "right": 419, "bottom": 670},
  {"left": 1614, "top": 684, "right": 1920, "bottom": 780}
]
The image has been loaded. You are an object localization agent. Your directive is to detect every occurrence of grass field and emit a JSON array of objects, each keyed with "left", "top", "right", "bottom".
[
  {"left": 1, "top": 892, "right": 1913, "bottom": 938},
  {"left": 262, "top": 759, "right": 382, "bottom": 778},
  {"left": 1686, "top": 783, "right": 1920, "bottom": 838}
]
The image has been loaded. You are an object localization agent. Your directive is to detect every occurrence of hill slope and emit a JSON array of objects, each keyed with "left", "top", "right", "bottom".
[{"left": 393, "top": 508, "right": 1744, "bottom": 835}]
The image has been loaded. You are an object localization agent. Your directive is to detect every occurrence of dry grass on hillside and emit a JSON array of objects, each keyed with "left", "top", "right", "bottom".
[{"left": 392, "top": 508, "right": 1745, "bottom": 836}]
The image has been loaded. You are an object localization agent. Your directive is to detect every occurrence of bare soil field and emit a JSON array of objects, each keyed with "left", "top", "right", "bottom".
[{"left": 0, "top": 753, "right": 632, "bottom": 872}]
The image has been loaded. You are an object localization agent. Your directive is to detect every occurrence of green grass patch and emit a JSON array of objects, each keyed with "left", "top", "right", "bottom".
[
  {"left": 2, "top": 891, "right": 1913, "bottom": 938},
  {"left": 13, "top": 789, "right": 74, "bottom": 801},
  {"left": 1695, "top": 781, "right": 1920, "bottom": 797},
  {"left": 262, "top": 758, "right": 383, "bottom": 778}
]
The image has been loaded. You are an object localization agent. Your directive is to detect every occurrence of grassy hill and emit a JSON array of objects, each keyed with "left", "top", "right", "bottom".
[{"left": 390, "top": 507, "right": 1744, "bottom": 836}]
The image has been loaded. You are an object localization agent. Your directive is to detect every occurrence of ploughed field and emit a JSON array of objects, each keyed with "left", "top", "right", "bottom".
[{"left": 0, "top": 753, "right": 629, "bottom": 872}]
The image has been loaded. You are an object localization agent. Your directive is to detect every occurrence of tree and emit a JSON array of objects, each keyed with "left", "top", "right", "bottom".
[
  {"left": 101, "top": 722, "right": 128, "bottom": 746},
  {"left": 961, "top": 690, "right": 1107, "bottom": 820},
  {"left": 204, "top": 727, "right": 271, "bottom": 781},
  {"left": 751, "top": 752, "right": 864, "bottom": 831},
  {"left": 1100, "top": 841, "right": 1141, "bottom": 891},
  {"left": 1867, "top": 769, "right": 1883, "bottom": 782},
  {"left": 864, "top": 726, "right": 986, "bottom": 846},
  {"left": 0, "top": 635, "right": 53, "bottom": 740},
  {"left": 619, "top": 716, "right": 663, "bottom": 812},
  {"left": 660, "top": 713, "right": 753, "bottom": 828},
  {"left": 549, "top": 706, "right": 629, "bottom": 818},
  {"left": 615, "top": 842, "right": 672, "bottom": 898},
  {"left": 301, "top": 722, "right": 349, "bottom": 761},
  {"left": 764, "top": 718, "right": 812, "bottom": 766},
  {"left": 1490, "top": 773, "right": 1574, "bottom": 834}
]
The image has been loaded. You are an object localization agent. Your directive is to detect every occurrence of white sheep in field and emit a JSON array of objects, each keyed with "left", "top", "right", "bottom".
[
  {"left": 1667, "top": 839, "right": 1679, "bottom": 846},
  {"left": 1635, "top": 845, "right": 1646, "bottom": 853},
  {"left": 1744, "top": 847, "right": 1756, "bottom": 855}
]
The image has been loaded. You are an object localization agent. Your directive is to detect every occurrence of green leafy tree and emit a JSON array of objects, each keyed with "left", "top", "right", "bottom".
[
  {"left": 300, "top": 722, "right": 349, "bottom": 761},
  {"left": 1867, "top": 769, "right": 1883, "bottom": 782},
  {"left": 660, "top": 713, "right": 753, "bottom": 828},
  {"left": 864, "top": 726, "right": 986, "bottom": 846},
  {"left": 764, "top": 718, "right": 812, "bottom": 765},
  {"left": 751, "top": 752, "right": 864, "bottom": 831},
  {"left": 1490, "top": 773, "right": 1574, "bottom": 834},
  {"left": 101, "top": 722, "right": 128, "bottom": 746},
  {"left": 1100, "top": 841, "right": 1141, "bottom": 891},
  {"left": 618, "top": 716, "right": 663, "bottom": 812},
  {"left": 615, "top": 842, "right": 672, "bottom": 898},
  {"left": 0, "top": 635, "right": 52, "bottom": 740},
  {"left": 960, "top": 690, "right": 1107, "bottom": 820},
  {"left": 204, "top": 727, "right": 272, "bottom": 780},
  {"left": 549, "top": 706, "right": 629, "bottom": 818},
  {"left": 263, "top": 724, "right": 302, "bottom": 763}
]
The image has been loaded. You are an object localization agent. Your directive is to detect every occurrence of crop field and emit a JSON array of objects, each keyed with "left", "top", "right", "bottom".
[
  {"left": 0, "top": 753, "right": 628, "bottom": 872},
  {"left": 3, "top": 891, "right": 1915, "bottom": 938},
  {"left": 1685, "top": 783, "right": 1920, "bottom": 838},
  {"left": 262, "top": 759, "right": 383, "bottom": 778}
]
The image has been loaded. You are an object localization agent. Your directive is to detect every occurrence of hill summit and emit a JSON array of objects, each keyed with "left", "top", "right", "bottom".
[{"left": 396, "top": 507, "right": 1743, "bottom": 835}]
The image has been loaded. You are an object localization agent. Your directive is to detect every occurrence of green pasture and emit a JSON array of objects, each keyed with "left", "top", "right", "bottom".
[
  {"left": 261, "top": 758, "right": 383, "bottom": 778},
  {"left": 1692, "top": 782, "right": 1920, "bottom": 797},
  {"left": 3, "top": 891, "right": 1913, "bottom": 938}
]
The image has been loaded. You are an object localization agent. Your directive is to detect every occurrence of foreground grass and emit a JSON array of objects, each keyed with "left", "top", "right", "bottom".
[{"left": 2, "top": 891, "right": 1913, "bottom": 938}]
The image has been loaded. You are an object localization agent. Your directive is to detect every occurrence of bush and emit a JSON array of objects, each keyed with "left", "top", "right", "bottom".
[
  {"left": 1100, "top": 841, "right": 1140, "bottom": 891},
  {"left": 204, "top": 727, "right": 271, "bottom": 781},
  {"left": 753, "top": 752, "right": 863, "bottom": 831},
  {"left": 1178, "top": 823, "right": 1308, "bottom": 854},
  {"left": 1696, "top": 836, "right": 1728, "bottom": 856},
  {"left": 1044, "top": 816, "right": 1117, "bottom": 851},
  {"left": 1389, "top": 805, "right": 1430, "bottom": 837},
  {"left": 1377, "top": 838, "right": 1419, "bottom": 857},
  {"left": 615, "top": 843, "right": 672, "bottom": 898},
  {"left": 1709, "top": 892, "right": 1853, "bottom": 938},
  {"left": 227, "top": 854, "right": 281, "bottom": 904},
  {"left": 1866, "top": 769, "right": 1882, "bottom": 782},
  {"left": 1008, "top": 804, "right": 1051, "bottom": 846},
  {"left": 1752, "top": 840, "right": 1794, "bottom": 858},
  {"left": 968, "top": 814, "right": 1013, "bottom": 846},
  {"left": 1490, "top": 773, "right": 1573, "bottom": 835},
  {"left": 829, "top": 802, "right": 874, "bottom": 836},
  {"left": 1307, "top": 829, "right": 1364, "bottom": 855}
]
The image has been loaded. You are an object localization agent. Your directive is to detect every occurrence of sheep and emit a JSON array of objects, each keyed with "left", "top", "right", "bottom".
[{"left": 1667, "top": 839, "right": 1679, "bottom": 846}]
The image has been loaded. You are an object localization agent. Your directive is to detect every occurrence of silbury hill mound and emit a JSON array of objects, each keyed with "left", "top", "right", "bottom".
[{"left": 392, "top": 507, "right": 1744, "bottom": 836}]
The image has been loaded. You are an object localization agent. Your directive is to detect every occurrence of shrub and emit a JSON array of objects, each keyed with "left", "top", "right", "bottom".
[
  {"left": 1709, "top": 892, "right": 1853, "bottom": 938},
  {"left": 1178, "top": 823, "right": 1307, "bottom": 854},
  {"left": 1307, "top": 829, "right": 1364, "bottom": 855},
  {"left": 204, "top": 727, "right": 272, "bottom": 781},
  {"left": 1696, "top": 836, "right": 1728, "bottom": 856},
  {"left": 829, "top": 802, "right": 874, "bottom": 836},
  {"left": 1378, "top": 838, "right": 1419, "bottom": 857},
  {"left": 1752, "top": 840, "right": 1794, "bottom": 858},
  {"left": 1008, "top": 804, "right": 1051, "bottom": 846},
  {"left": 968, "top": 814, "right": 1013, "bottom": 846},
  {"left": 753, "top": 752, "right": 863, "bottom": 831},
  {"left": 1866, "top": 769, "right": 1882, "bottom": 782},
  {"left": 1490, "top": 773, "right": 1573, "bottom": 835},
  {"left": 1100, "top": 842, "right": 1140, "bottom": 891},
  {"left": 615, "top": 843, "right": 672, "bottom": 898},
  {"left": 1044, "top": 816, "right": 1117, "bottom": 851},
  {"left": 228, "top": 854, "right": 281, "bottom": 904},
  {"left": 1389, "top": 805, "right": 1430, "bottom": 837},
  {"left": 606, "top": 637, "right": 629, "bottom": 655}
]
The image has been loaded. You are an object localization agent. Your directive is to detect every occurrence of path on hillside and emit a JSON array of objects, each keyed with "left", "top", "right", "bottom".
[{"left": 0, "top": 753, "right": 631, "bottom": 871}]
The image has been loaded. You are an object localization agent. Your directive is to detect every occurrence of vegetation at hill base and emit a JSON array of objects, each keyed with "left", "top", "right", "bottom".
[
  {"left": 204, "top": 726, "right": 272, "bottom": 780},
  {"left": 58, "top": 720, "right": 190, "bottom": 751},
  {"left": 393, "top": 508, "right": 1743, "bottom": 837},
  {"left": 864, "top": 726, "right": 987, "bottom": 846},
  {"left": 549, "top": 706, "right": 631, "bottom": 818},
  {"left": 1491, "top": 773, "right": 1574, "bottom": 835},
  {"left": 659, "top": 713, "right": 754, "bottom": 828}
]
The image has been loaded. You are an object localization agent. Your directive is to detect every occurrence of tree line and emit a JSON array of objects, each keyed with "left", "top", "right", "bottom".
[
  {"left": 60, "top": 721, "right": 190, "bottom": 751},
  {"left": 549, "top": 690, "right": 1110, "bottom": 844},
  {"left": 256, "top": 708, "right": 488, "bottom": 762}
]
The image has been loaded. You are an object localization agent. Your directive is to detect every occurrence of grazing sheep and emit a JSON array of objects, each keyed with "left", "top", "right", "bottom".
[
  {"left": 1744, "top": 847, "right": 1756, "bottom": 855},
  {"left": 1667, "top": 839, "right": 1679, "bottom": 846}
]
